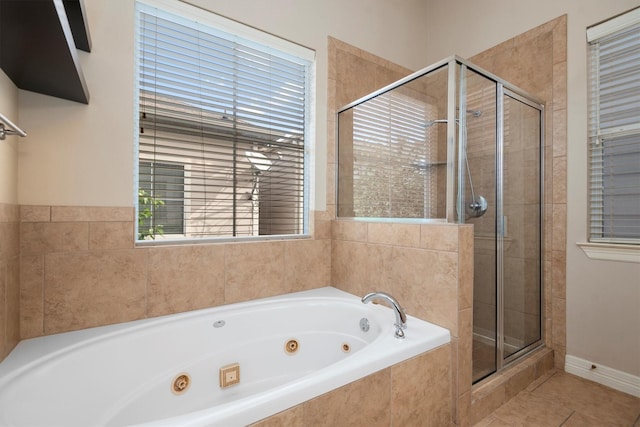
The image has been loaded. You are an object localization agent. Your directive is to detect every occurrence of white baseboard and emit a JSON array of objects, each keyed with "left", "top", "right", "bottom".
[{"left": 565, "top": 355, "right": 640, "bottom": 397}]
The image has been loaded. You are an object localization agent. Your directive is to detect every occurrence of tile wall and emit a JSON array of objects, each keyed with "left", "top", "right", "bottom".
[
  {"left": 468, "top": 15, "right": 568, "bottom": 370},
  {"left": 0, "top": 203, "right": 19, "bottom": 360},
  {"left": 251, "top": 344, "right": 452, "bottom": 427},
  {"left": 19, "top": 206, "right": 331, "bottom": 338}
]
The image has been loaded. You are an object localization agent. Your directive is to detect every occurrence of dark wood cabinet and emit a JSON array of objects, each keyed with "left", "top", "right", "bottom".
[{"left": 0, "top": 0, "right": 91, "bottom": 104}]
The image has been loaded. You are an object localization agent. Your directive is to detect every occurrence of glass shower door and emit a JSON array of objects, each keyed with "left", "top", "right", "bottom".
[
  {"left": 468, "top": 77, "right": 544, "bottom": 384},
  {"left": 462, "top": 67, "right": 498, "bottom": 383},
  {"left": 501, "top": 90, "right": 543, "bottom": 362}
]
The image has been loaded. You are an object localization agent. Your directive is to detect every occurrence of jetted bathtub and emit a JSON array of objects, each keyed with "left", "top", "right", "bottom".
[{"left": 0, "top": 287, "right": 450, "bottom": 426}]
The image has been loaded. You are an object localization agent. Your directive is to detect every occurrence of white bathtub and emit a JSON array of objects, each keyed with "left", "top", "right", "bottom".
[{"left": 0, "top": 287, "right": 450, "bottom": 427}]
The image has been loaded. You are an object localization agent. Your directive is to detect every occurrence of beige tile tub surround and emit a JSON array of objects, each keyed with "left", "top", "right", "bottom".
[
  {"left": 0, "top": 203, "right": 19, "bottom": 361},
  {"left": 331, "top": 221, "right": 474, "bottom": 424},
  {"left": 18, "top": 206, "right": 331, "bottom": 339},
  {"left": 251, "top": 344, "right": 452, "bottom": 427}
]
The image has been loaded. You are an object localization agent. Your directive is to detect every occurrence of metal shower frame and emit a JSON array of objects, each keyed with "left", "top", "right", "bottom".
[{"left": 336, "top": 55, "right": 546, "bottom": 379}]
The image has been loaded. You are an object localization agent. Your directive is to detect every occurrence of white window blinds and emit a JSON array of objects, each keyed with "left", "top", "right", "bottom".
[
  {"left": 587, "top": 8, "right": 640, "bottom": 244},
  {"left": 136, "top": 1, "right": 312, "bottom": 241},
  {"left": 351, "top": 90, "right": 438, "bottom": 218}
]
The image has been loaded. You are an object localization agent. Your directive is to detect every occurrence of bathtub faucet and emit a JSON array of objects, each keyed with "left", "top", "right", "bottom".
[{"left": 361, "top": 292, "right": 407, "bottom": 339}]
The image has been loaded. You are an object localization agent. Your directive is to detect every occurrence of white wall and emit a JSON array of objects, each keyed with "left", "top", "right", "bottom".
[
  {"left": 424, "top": 0, "right": 640, "bottom": 379},
  {"left": 17, "top": 0, "right": 430, "bottom": 209},
  {"left": 0, "top": 70, "right": 19, "bottom": 204}
]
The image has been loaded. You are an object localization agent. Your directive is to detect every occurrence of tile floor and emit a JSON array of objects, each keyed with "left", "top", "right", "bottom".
[{"left": 474, "top": 371, "right": 640, "bottom": 426}]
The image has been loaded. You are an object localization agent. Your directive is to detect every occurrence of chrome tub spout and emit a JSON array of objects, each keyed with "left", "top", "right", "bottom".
[{"left": 361, "top": 292, "right": 407, "bottom": 339}]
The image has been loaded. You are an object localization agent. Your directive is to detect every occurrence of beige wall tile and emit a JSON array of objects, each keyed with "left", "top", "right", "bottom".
[
  {"left": 534, "top": 348, "right": 555, "bottom": 379},
  {"left": 0, "top": 262, "right": 5, "bottom": 359},
  {"left": 551, "top": 250, "right": 566, "bottom": 299},
  {"left": 551, "top": 296, "right": 566, "bottom": 349},
  {"left": 552, "top": 16, "right": 568, "bottom": 65},
  {"left": 368, "top": 222, "right": 420, "bottom": 247},
  {"left": 553, "top": 61, "right": 567, "bottom": 111},
  {"left": 504, "top": 363, "right": 535, "bottom": 400},
  {"left": 458, "top": 225, "right": 474, "bottom": 311},
  {"left": 391, "top": 247, "right": 458, "bottom": 335},
  {"left": 147, "top": 245, "right": 225, "bottom": 318},
  {"left": 0, "top": 204, "right": 19, "bottom": 362},
  {"left": 457, "top": 392, "right": 471, "bottom": 427},
  {"left": 19, "top": 205, "right": 50, "bottom": 222},
  {"left": 284, "top": 239, "right": 331, "bottom": 292},
  {"left": 552, "top": 108, "right": 567, "bottom": 158},
  {"left": 0, "top": 259, "right": 18, "bottom": 361},
  {"left": 470, "top": 380, "right": 507, "bottom": 425},
  {"left": 0, "top": 222, "right": 19, "bottom": 259},
  {"left": 89, "top": 221, "right": 134, "bottom": 250},
  {"left": 391, "top": 345, "right": 451, "bottom": 426},
  {"left": 552, "top": 156, "right": 567, "bottom": 204},
  {"left": 250, "top": 405, "right": 304, "bottom": 427},
  {"left": 421, "top": 223, "right": 459, "bottom": 252},
  {"left": 312, "top": 210, "right": 331, "bottom": 240},
  {"left": 224, "top": 241, "right": 286, "bottom": 304},
  {"left": 0, "top": 260, "right": 6, "bottom": 360},
  {"left": 335, "top": 49, "right": 383, "bottom": 107},
  {"left": 20, "top": 255, "right": 44, "bottom": 339},
  {"left": 458, "top": 308, "right": 473, "bottom": 396},
  {"left": 5, "top": 259, "right": 19, "bottom": 352},
  {"left": 0, "top": 203, "right": 19, "bottom": 223},
  {"left": 332, "top": 240, "right": 392, "bottom": 297},
  {"left": 44, "top": 250, "right": 147, "bottom": 334},
  {"left": 21, "top": 222, "right": 88, "bottom": 255},
  {"left": 51, "top": 206, "right": 133, "bottom": 222},
  {"left": 332, "top": 219, "right": 367, "bottom": 242},
  {"left": 303, "top": 369, "right": 390, "bottom": 426},
  {"left": 552, "top": 203, "right": 566, "bottom": 251}
]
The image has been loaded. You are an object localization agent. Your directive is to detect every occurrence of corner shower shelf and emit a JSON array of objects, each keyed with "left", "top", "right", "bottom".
[{"left": 0, "top": 0, "right": 91, "bottom": 104}]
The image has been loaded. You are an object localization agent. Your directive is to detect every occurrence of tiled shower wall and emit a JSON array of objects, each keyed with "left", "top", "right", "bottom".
[
  {"left": 0, "top": 203, "right": 19, "bottom": 361},
  {"left": 19, "top": 206, "right": 331, "bottom": 338},
  {"left": 468, "top": 15, "right": 568, "bottom": 371}
]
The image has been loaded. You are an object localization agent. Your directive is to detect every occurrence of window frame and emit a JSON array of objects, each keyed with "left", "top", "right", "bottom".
[
  {"left": 134, "top": 0, "right": 315, "bottom": 245},
  {"left": 579, "top": 7, "right": 640, "bottom": 263}
]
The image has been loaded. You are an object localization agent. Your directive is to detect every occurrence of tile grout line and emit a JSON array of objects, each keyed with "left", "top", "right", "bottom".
[{"left": 558, "top": 409, "right": 575, "bottom": 426}]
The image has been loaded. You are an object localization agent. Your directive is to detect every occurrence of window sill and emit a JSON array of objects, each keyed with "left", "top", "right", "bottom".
[{"left": 577, "top": 242, "right": 640, "bottom": 263}]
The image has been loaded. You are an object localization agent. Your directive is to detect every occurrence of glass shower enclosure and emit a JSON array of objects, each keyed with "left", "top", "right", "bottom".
[{"left": 337, "top": 56, "right": 544, "bottom": 384}]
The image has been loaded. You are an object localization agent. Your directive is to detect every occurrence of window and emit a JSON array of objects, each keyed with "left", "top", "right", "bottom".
[
  {"left": 350, "top": 90, "right": 437, "bottom": 218},
  {"left": 135, "top": 0, "right": 313, "bottom": 242},
  {"left": 139, "top": 162, "right": 185, "bottom": 238},
  {"left": 587, "top": 7, "right": 640, "bottom": 244}
]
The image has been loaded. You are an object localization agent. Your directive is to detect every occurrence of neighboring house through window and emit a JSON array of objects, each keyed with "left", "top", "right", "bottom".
[{"left": 135, "top": 0, "right": 314, "bottom": 241}]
